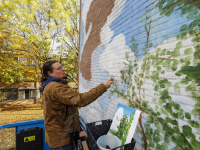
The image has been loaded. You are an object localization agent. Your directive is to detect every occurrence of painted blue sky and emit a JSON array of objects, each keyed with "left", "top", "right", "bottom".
[
  {"left": 80, "top": 2, "right": 84, "bottom": 56},
  {"left": 80, "top": 0, "right": 199, "bottom": 58},
  {"left": 116, "top": 103, "right": 136, "bottom": 118},
  {"left": 109, "top": 0, "right": 195, "bottom": 58}
]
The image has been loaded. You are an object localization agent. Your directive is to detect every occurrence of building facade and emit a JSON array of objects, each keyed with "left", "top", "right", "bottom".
[
  {"left": 79, "top": 0, "right": 200, "bottom": 149},
  {"left": 0, "top": 82, "right": 40, "bottom": 101}
]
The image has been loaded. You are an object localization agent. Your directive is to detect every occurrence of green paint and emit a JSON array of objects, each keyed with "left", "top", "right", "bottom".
[
  {"left": 149, "top": 42, "right": 153, "bottom": 47},
  {"left": 161, "top": 70, "right": 165, "bottom": 74},
  {"left": 192, "top": 37, "right": 200, "bottom": 43},
  {"left": 184, "top": 48, "right": 193, "bottom": 54},
  {"left": 157, "top": 66, "right": 161, "bottom": 71},
  {"left": 194, "top": 44, "right": 200, "bottom": 59},
  {"left": 166, "top": 51, "right": 171, "bottom": 55},
  {"left": 180, "top": 24, "right": 188, "bottom": 31},
  {"left": 171, "top": 63, "right": 177, "bottom": 71},
  {"left": 142, "top": 101, "right": 148, "bottom": 108},
  {"left": 172, "top": 48, "right": 180, "bottom": 57},
  {"left": 160, "top": 50, "right": 166, "bottom": 56},
  {"left": 146, "top": 65, "right": 150, "bottom": 71},
  {"left": 185, "top": 112, "right": 191, "bottom": 119},
  {"left": 190, "top": 139, "right": 200, "bottom": 150},
  {"left": 189, "top": 17, "right": 200, "bottom": 29},
  {"left": 182, "top": 125, "right": 196, "bottom": 139},
  {"left": 126, "top": 52, "right": 129, "bottom": 58},
  {"left": 177, "top": 30, "right": 189, "bottom": 39},
  {"left": 189, "top": 120, "right": 200, "bottom": 128},
  {"left": 176, "top": 42, "right": 182, "bottom": 48},
  {"left": 179, "top": 63, "right": 200, "bottom": 85},
  {"left": 174, "top": 82, "right": 180, "bottom": 93},
  {"left": 186, "top": 8, "right": 199, "bottom": 19},
  {"left": 185, "top": 56, "right": 192, "bottom": 63},
  {"left": 157, "top": 48, "right": 161, "bottom": 52},
  {"left": 189, "top": 28, "right": 198, "bottom": 36}
]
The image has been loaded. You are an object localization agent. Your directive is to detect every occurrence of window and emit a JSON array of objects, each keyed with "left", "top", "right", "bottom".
[{"left": 0, "top": 88, "right": 18, "bottom": 101}]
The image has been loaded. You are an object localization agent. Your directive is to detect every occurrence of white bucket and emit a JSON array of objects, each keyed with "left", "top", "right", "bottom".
[{"left": 97, "top": 135, "right": 121, "bottom": 150}]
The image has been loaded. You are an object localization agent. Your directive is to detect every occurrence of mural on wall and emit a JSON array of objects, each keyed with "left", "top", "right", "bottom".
[
  {"left": 80, "top": 0, "right": 200, "bottom": 149},
  {"left": 80, "top": 0, "right": 115, "bottom": 80}
]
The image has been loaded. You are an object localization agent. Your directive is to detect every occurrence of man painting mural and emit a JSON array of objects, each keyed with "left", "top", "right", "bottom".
[{"left": 41, "top": 60, "right": 113, "bottom": 150}]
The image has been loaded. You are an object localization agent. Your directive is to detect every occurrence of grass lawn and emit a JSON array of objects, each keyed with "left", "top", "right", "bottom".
[{"left": 0, "top": 99, "right": 43, "bottom": 150}]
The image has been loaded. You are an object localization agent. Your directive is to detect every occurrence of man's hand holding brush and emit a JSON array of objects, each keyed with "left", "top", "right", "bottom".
[{"left": 103, "top": 78, "right": 114, "bottom": 89}]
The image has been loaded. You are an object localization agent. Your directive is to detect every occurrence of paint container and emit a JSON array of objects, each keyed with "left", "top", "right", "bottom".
[{"left": 97, "top": 135, "right": 121, "bottom": 150}]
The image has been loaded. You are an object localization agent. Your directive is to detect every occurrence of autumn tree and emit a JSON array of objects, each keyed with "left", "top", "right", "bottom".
[
  {"left": 0, "top": 15, "right": 37, "bottom": 83},
  {"left": 0, "top": 0, "right": 80, "bottom": 83}
]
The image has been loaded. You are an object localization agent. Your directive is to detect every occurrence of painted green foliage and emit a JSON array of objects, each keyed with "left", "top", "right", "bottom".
[
  {"left": 109, "top": 113, "right": 134, "bottom": 148},
  {"left": 110, "top": 0, "right": 200, "bottom": 150}
]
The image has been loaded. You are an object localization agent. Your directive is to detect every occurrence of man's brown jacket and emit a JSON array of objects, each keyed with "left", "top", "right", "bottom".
[{"left": 43, "top": 81, "right": 107, "bottom": 148}]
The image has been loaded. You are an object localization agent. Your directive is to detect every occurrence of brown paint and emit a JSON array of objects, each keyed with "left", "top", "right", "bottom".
[{"left": 80, "top": 0, "right": 115, "bottom": 80}]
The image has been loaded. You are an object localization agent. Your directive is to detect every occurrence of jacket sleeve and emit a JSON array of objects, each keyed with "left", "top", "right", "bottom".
[{"left": 52, "top": 83, "right": 107, "bottom": 107}]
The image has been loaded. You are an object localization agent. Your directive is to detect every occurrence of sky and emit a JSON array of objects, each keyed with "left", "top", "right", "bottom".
[
  {"left": 109, "top": 0, "right": 194, "bottom": 58},
  {"left": 80, "top": 0, "right": 197, "bottom": 58},
  {"left": 79, "top": 0, "right": 200, "bottom": 89},
  {"left": 108, "top": 103, "right": 136, "bottom": 131},
  {"left": 116, "top": 103, "right": 136, "bottom": 118}
]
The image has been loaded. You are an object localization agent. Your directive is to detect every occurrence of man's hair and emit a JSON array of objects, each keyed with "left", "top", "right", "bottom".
[{"left": 40, "top": 60, "right": 58, "bottom": 85}]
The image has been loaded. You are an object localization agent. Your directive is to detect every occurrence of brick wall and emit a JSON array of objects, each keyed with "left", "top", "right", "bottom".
[{"left": 79, "top": 0, "right": 200, "bottom": 149}]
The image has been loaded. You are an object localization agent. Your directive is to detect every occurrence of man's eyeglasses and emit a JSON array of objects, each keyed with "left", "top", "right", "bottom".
[{"left": 54, "top": 65, "right": 64, "bottom": 70}]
